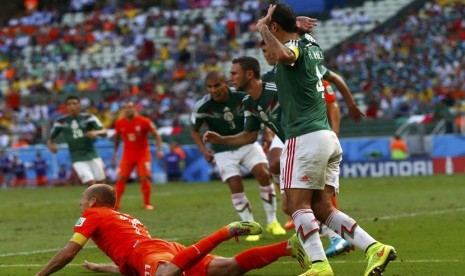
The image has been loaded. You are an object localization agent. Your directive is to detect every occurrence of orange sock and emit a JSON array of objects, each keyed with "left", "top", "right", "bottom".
[
  {"left": 141, "top": 179, "right": 151, "bottom": 205},
  {"left": 171, "top": 226, "right": 230, "bottom": 271},
  {"left": 114, "top": 180, "right": 126, "bottom": 209},
  {"left": 235, "top": 241, "right": 289, "bottom": 272}
]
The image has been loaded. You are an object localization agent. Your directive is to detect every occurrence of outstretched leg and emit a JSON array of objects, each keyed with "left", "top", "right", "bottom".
[{"left": 166, "top": 221, "right": 262, "bottom": 275}]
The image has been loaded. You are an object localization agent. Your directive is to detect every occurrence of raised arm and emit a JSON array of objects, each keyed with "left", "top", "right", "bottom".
[
  {"left": 256, "top": 5, "right": 297, "bottom": 65},
  {"left": 325, "top": 70, "right": 364, "bottom": 122}
]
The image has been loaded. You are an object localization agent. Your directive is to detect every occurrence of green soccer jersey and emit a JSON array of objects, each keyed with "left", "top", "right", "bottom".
[
  {"left": 261, "top": 67, "right": 276, "bottom": 83},
  {"left": 243, "top": 82, "right": 285, "bottom": 142},
  {"left": 50, "top": 113, "right": 103, "bottom": 162},
  {"left": 275, "top": 37, "right": 331, "bottom": 139},
  {"left": 191, "top": 90, "right": 247, "bottom": 153}
]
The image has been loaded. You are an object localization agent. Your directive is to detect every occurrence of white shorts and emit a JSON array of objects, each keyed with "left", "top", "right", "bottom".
[
  {"left": 269, "top": 135, "right": 284, "bottom": 150},
  {"left": 280, "top": 130, "right": 341, "bottom": 192},
  {"left": 73, "top": 157, "right": 106, "bottom": 184},
  {"left": 213, "top": 142, "right": 268, "bottom": 182}
]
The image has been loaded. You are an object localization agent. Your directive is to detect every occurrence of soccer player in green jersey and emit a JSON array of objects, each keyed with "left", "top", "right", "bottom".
[
  {"left": 191, "top": 71, "right": 286, "bottom": 241},
  {"left": 48, "top": 96, "right": 107, "bottom": 186},
  {"left": 257, "top": 4, "right": 396, "bottom": 276},
  {"left": 204, "top": 56, "right": 360, "bottom": 258},
  {"left": 262, "top": 40, "right": 365, "bottom": 257}
]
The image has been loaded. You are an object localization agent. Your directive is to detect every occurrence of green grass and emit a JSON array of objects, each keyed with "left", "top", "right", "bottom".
[{"left": 1, "top": 175, "right": 465, "bottom": 275}]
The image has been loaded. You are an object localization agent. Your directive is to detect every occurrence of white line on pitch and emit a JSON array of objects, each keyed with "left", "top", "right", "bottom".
[
  {"left": 357, "top": 207, "right": 465, "bottom": 222},
  {"left": 283, "top": 259, "right": 461, "bottom": 264}
]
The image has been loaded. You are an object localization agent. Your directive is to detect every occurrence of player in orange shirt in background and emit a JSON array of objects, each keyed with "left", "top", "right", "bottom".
[
  {"left": 112, "top": 102, "right": 163, "bottom": 210},
  {"left": 35, "top": 184, "right": 309, "bottom": 276}
]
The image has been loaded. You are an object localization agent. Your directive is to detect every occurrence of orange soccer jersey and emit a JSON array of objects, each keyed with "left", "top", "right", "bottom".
[
  {"left": 323, "top": 80, "right": 337, "bottom": 104},
  {"left": 115, "top": 115, "right": 155, "bottom": 158},
  {"left": 115, "top": 115, "right": 155, "bottom": 177},
  {"left": 74, "top": 207, "right": 214, "bottom": 276}
]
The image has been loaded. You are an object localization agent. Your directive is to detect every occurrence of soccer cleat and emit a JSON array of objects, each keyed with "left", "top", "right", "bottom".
[
  {"left": 266, "top": 221, "right": 286, "bottom": 235},
  {"left": 228, "top": 221, "right": 262, "bottom": 241},
  {"left": 299, "top": 260, "right": 334, "bottom": 276},
  {"left": 284, "top": 217, "right": 295, "bottom": 230},
  {"left": 144, "top": 204, "right": 154, "bottom": 210},
  {"left": 289, "top": 234, "right": 311, "bottom": 269},
  {"left": 325, "top": 237, "right": 355, "bottom": 257},
  {"left": 364, "top": 242, "right": 397, "bottom": 276},
  {"left": 244, "top": 234, "right": 261, "bottom": 242}
]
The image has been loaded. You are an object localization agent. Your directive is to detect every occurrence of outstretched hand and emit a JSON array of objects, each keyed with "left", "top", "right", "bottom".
[
  {"left": 83, "top": 260, "right": 120, "bottom": 273},
  {"left": 296, "top": 16, "right": 318, "bottom": 33}
]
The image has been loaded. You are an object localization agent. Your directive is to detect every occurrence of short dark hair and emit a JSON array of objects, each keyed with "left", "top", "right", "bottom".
[
  {"left": 205, "top": 71, "right": 227, "bottom": 83},
  {"left": 65, "top": 95, "right": 80, "bottom": 103},
  {"left": 232, "top": 56, "right": 261, "bottom": 79},
  {"left": 260, "top": 3, "right": 296, "bottom": 33}
]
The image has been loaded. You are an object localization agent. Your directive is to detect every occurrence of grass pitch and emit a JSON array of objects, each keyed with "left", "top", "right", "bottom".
[{"left": 0, "top": 175, "right": 464, "bottom": 275}]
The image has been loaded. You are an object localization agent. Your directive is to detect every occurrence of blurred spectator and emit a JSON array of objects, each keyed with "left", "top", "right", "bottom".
[
  {"left": 390, "top": 135, "right": 408, "bottom": 160},
  {"left": 163, "top": 142, "right": 185, "bottom": 181},
  {"left": 11, "top": 155, "right": 27, "bottom": 188},
  {"left": 0, "top": 129, "right": 10, "bottom": 148},
  {"left": 355, "top": 11, "right": 371, "bottom": 25},
  {"left": 6, "top": 90, "right": 21, "bottom": 111},
  {"left": 455, "top": 112, "right": 465, "bottom": 134},
  {"left": 0, "top": 150, "right": 12, "bottom": 188},
  {"left": 55, "top": 163, "right": 69, "bottom": 187},
  {"left": 342, "top": 10, "right": 354, "bottom": 27},
  {"left": 11, "top": 136, "right": 30, "bottom": 149},
  {"left": 33, "top": 151, "right": 47, "bottom": 187},
  {"left": 330, "top": 5, "right": 345, "bottom": 25},
  {"left": 24, "top": 0, "right": 39, "bottom": 14}
]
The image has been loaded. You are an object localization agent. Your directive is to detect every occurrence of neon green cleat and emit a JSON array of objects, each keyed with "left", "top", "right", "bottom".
[
  {"left": 364, "top": 242, "right": 397, "bottom": 276},
  {"left": 227, "top": 221, "right": 262, "bottom": 241},
  {"left": 299, "top": 260, "right": 334, "bottom": 276},
  {"left": 266, "top": 221, "right": 287, "bottom": 235},
  {"left": 245, "top": 234, "right": 261, "bottom": 241},
  {"left": 289, "top": 234, "right": 311, "bottom": 269}
]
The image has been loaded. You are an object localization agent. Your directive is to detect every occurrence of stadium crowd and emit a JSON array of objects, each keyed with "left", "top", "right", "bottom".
[
  {"left": 0, "top": 0, "right": 464, "bottom": 150},
  {"left": 326, "top": 0, "right": 465, "bottom": 123}
]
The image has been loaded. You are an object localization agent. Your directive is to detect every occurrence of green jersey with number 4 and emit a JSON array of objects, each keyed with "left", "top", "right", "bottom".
[
  {"left": 275, "top": 37, "right": 331, "bottom": 139},
  {"left": 191, "top": 90, "right": 247, "bottom": 153},
  {"left": 50, "top": 113, "right": 103, "bottom": 162}
]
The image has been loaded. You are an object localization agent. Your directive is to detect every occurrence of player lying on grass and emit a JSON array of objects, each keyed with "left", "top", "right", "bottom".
[{"left": 35, "top": 184, "right": 310, "bottom": 276}]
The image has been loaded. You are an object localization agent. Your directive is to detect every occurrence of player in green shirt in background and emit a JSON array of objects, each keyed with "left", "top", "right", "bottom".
[
  {"left": 257, "top": 4, "right": 395, "bottom": 276},
  {"left": 190, "top": 71, "right": 286, "bottom": 241},
  {"left": 48, "top": 96, "right": 107, "bottom": 186}
]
